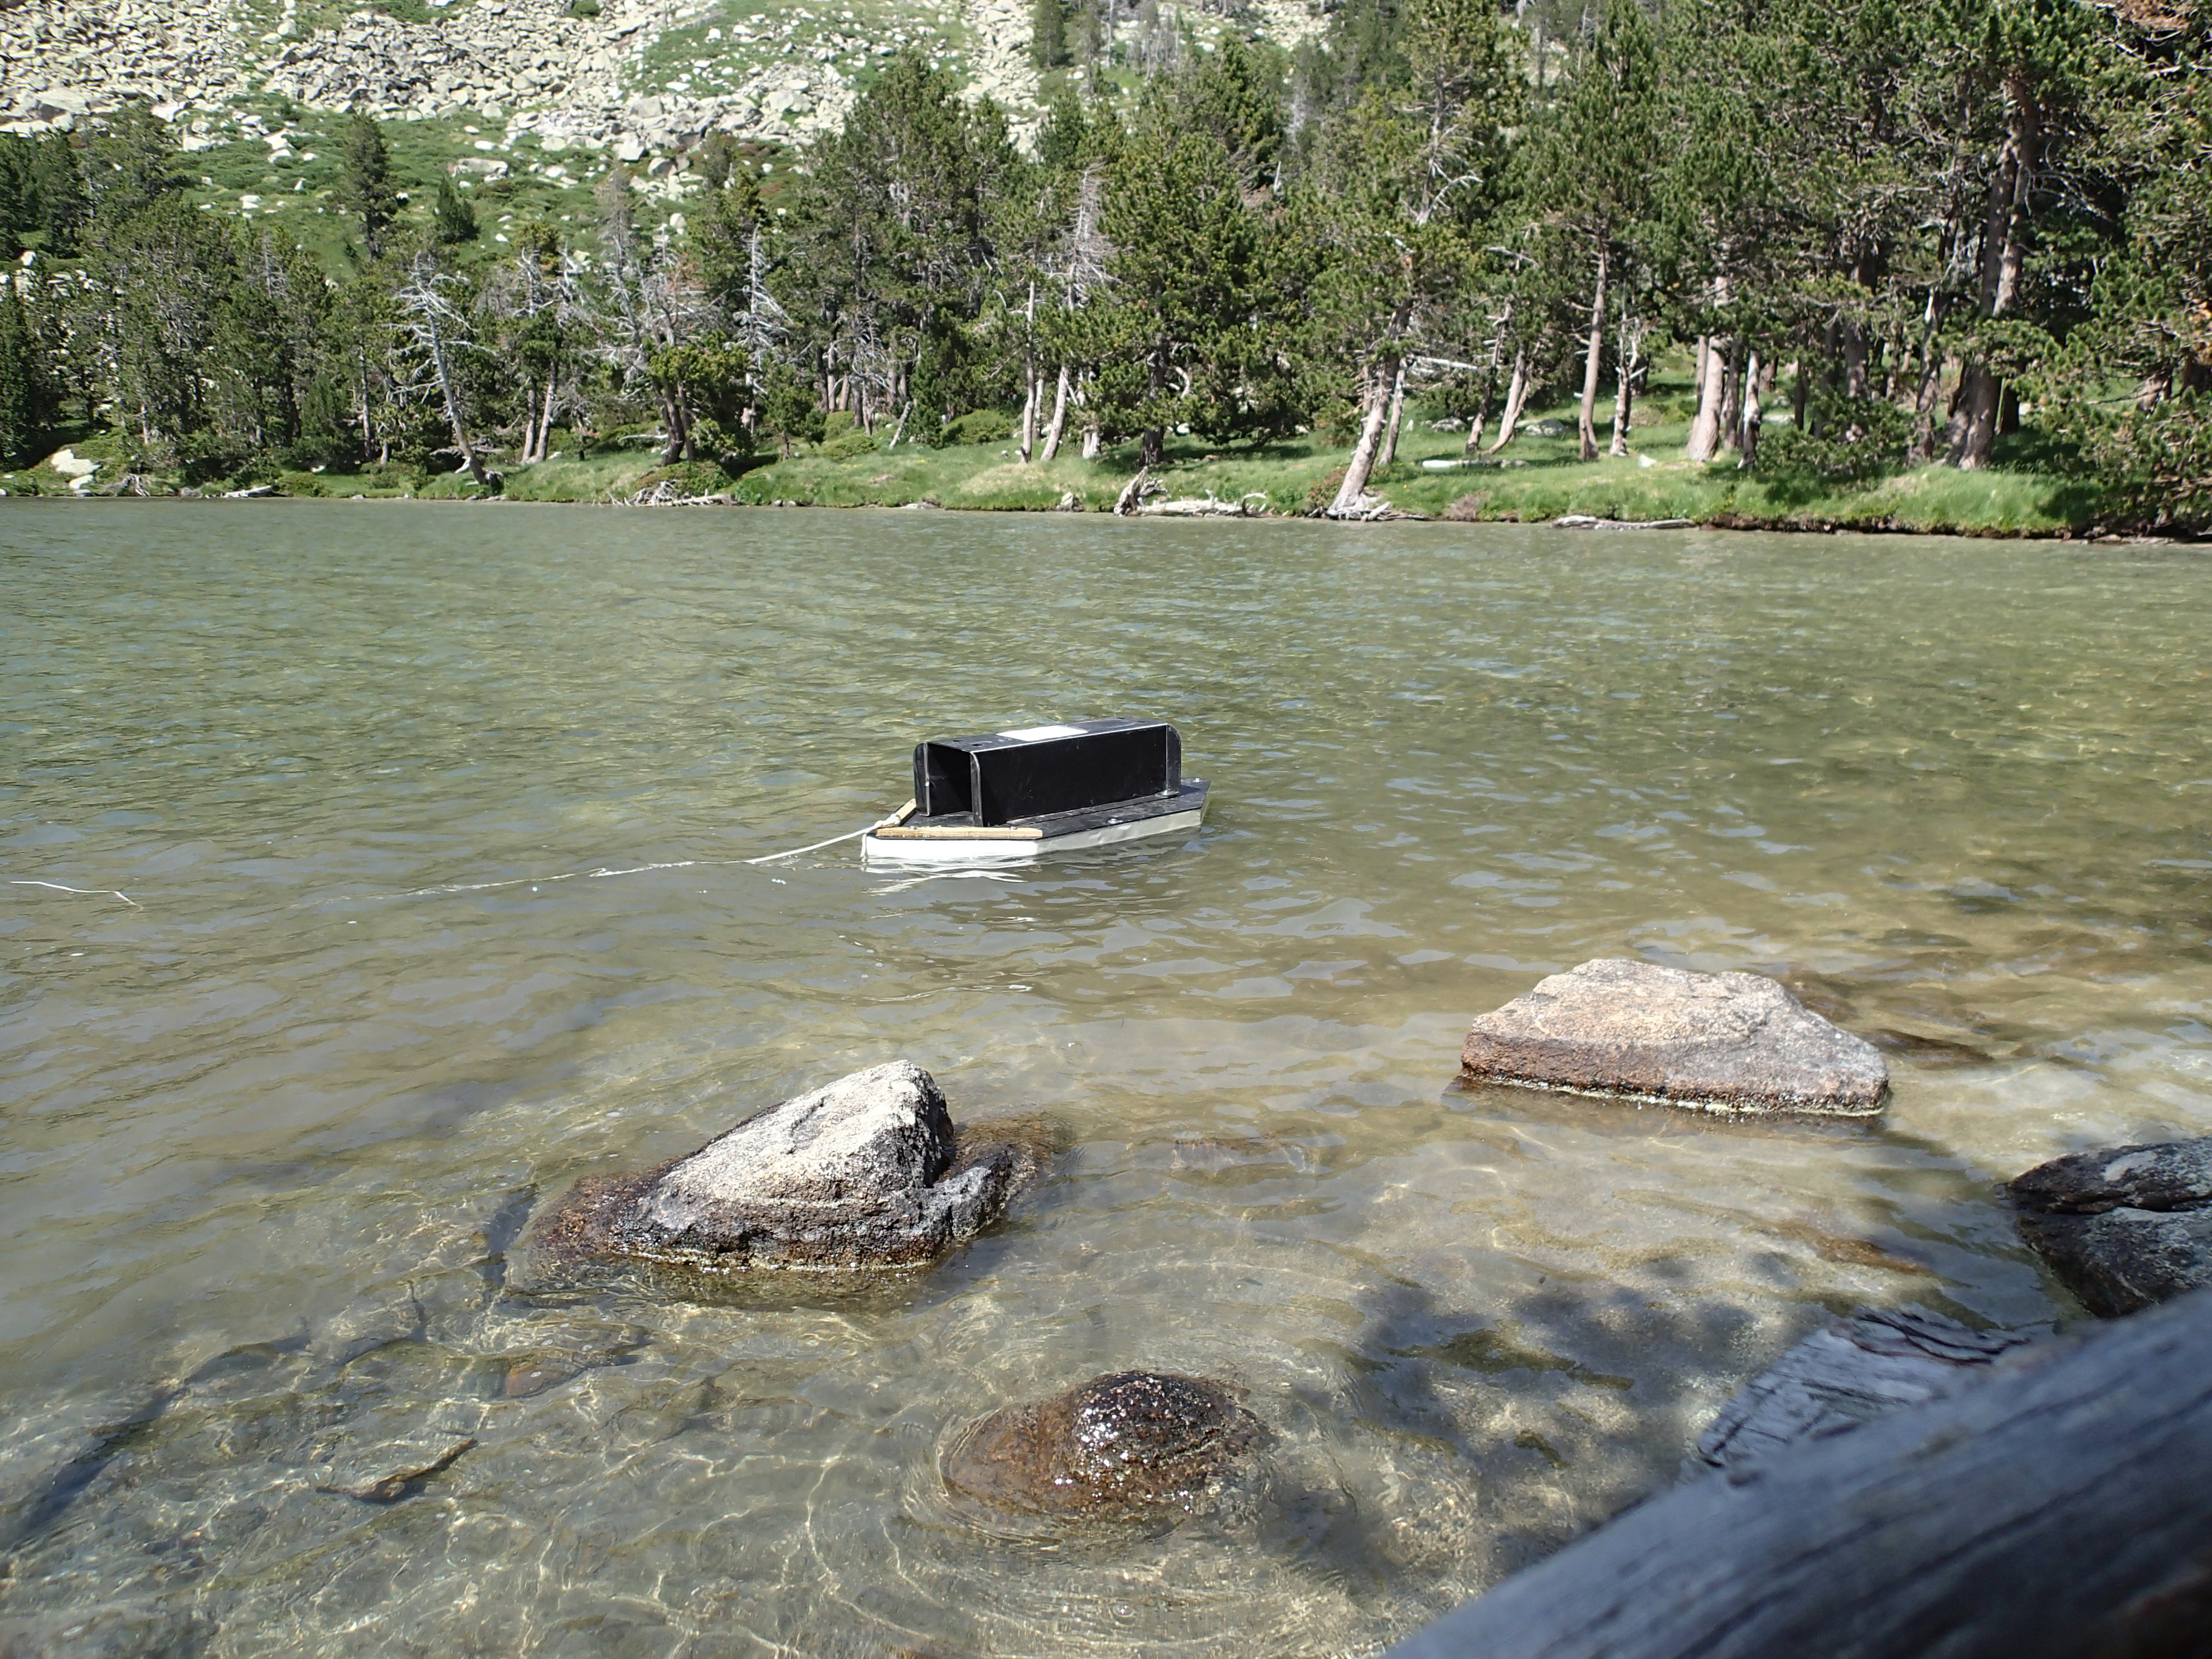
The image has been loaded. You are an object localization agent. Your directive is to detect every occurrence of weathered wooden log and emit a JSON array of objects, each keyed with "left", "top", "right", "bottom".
[
  {"left": 1692, "top": 1307, "right": 2030, "bottom": 1473},
  {"left": 1385, "top": 1289, "right": 2212, "bottom": 1659}
]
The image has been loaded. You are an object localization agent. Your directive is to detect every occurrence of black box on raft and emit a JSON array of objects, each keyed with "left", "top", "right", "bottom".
[
  {"left": 867, "top": 719, "right": 1208, "bottom": 866},
  {"left": 913, "top": 719, "right": 1182, "bottom": 825}
]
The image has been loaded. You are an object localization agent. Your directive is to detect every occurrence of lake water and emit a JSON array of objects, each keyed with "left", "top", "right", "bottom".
[{"left": 4, "top": 503, "right": 2209, "bottom": 1658}]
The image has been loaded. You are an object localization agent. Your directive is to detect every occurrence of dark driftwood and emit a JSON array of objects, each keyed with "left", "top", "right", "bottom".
[
  {"left": 1692, "top": 1307, "right": 2030, "bottom": 1473},
  {"left": 1386, "top": 1289, "right": 2212, "bottom": 1659}
]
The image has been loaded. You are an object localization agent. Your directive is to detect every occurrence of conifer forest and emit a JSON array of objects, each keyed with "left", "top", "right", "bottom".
[{"left": 1, "top": 0, "right": 2207, "bottom": 528}]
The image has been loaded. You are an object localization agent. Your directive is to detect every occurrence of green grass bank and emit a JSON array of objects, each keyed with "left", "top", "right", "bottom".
[{"left": 1, "top": 395, "right": 2127, "bottom": 538}]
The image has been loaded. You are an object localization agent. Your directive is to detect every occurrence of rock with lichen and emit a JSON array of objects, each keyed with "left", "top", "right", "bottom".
[
  {"left": 534, "top": 1060, "right": 1038, "bottom": 1275},
  {"left": 1458, "top": 958, "right": 1889, "bottom": 1115},
  {"left": 2011, "top": 1137, "right": 2212, "bottom": 1316}
]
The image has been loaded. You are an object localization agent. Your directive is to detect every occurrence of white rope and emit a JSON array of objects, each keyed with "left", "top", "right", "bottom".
[
  {"left": 9, "top": 879, "right": 140, "bottom": 908},
  {"left": 743, "top": 824, "right": 876, "bottom": 865}
]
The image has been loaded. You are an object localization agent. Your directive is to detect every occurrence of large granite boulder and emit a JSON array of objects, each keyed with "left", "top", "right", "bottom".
[
  {"left": 942, "top": 1371, "right": 1263, "bottom": 1517},
  {"left": 2010, "top": 1137, "right": 2212, "bottom": 1317},
  {"left": 536, "top": 1061, "right": 1036, "bottom": 1274},
  {"left": 1458, "top": 958, "right": 1889, "bottom": 1115}
]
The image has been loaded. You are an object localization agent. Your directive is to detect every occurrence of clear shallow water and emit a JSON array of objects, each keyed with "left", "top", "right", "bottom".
[{"left": 3, "top": 502, "right": 2209, "bottom": 1658}]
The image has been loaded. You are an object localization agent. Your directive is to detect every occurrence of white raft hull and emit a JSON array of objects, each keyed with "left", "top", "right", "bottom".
[{"left": 862, "top": 804, "right": 1206, "bottom": 867}]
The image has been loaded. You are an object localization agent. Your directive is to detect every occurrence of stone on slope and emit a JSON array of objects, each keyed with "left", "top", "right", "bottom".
[
  {"left": 942, "top": 1371, "right": 1263, "bottom": 1517},
  {"left": 538, "top": 1060, "right": 1035, "bottom": 1274},
  {"left": 2010, "top": 1137, "right": 2212, "bottom": 1316},
  {"left": 1458, "top": 958, "right": 1889, "bottom": 1114},
  {"left": 1694, "top": 1308, "right": 2029, "bottom": 1473}
]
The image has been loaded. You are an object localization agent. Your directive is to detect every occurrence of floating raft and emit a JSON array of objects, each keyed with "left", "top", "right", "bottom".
[{"left": 862, "top": 719, "right": 1207, "bottom": 867}]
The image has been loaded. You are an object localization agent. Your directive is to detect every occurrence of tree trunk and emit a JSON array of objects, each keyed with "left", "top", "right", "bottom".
[
  {"left": 1909, "top": 290, "right": 1951, "bottom": 461},
  {"left": 537, "top": 373, "right": 559, "bottom": 463},
  {"left": 1954, "top": 74, "right": 2040, "bottom": 470},
  {"left": 1686, "top": 336, "right": 1729, "bottom": 462},
  {"left": 662, "top": 384, "right": 692, "bottom": 464},
  {"left": 1720, "top": 341, "right": 1744, "bottom": 452},
  {"left": 1737, "top": 347, "right": 1762, "bottom": 470},
  {"left": 1691, "top": 334, "right": 1711, "bottom": 411},
  {"left": 1841, "top": 319, "right": 1869, "bottom": 401},
  {"left": 1331, "top": 358, "right": 1397, "bottom": 513},
  {"left": 1019, "top": 284, "right": 1037, "bottom": 464},
  {"left": 1486, "top": 347, "right": 1531, "bottom": 453},
  {"left": 357, "top": 356, "right": 375, "bottom": 464},
  {"left": 1608, "top": 300, "right": 1637, "bottom": 458},
  {"left": 426, "top": 327, "right": 486, "bottom": 486},
  {"left": 1040, "top": 364, "right": 1071, "bottom": 462},
  {"left": 1139, "top": 341, "right": 1170, "bottom": 468},
  {"left": 1468, "top": 308, "right": 1510, "bottom": 455},
  {"left": 1381, "top": 1287, "right": 2212, "bottom": 1659},
  {"left": 1577, "top": 247, "right": 1609, "bottom": 461},
  {"left": 1377, "top": 362, "right": 1407, "bottom": 468}
]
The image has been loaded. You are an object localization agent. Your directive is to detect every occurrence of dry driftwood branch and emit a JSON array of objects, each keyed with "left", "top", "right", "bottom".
[
  {"left": 1113, "top": 467, "right": 1156, "bottom": 516},
  {"left": 1385, "top": 1289, "right": 2212, "bottom": 1659}
]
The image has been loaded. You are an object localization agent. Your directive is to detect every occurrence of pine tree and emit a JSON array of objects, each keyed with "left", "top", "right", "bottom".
[
  {"left": 0, "top": 140, "right": 27, "bottom": 260},
  {"left": 1529, "top": 0, "right": 1657, "bottom": 460},
  {"left": 1302, "top": 0, "right": 1516, "bottom": 507},
  {"left": 338, "top": 111, "right": 398, "bottom": 256},
  {"left": 0, "top": 280, "right": 56, "bottom": 465},
  {"left": 1031, "top": 0, "right": 1068, "bottom": 70},
  {"left": 80, "top": 106, "right": 183, "bottom": 228},
  {"left": 30, "top": 136, "right": 89, "bottom": 256},
  {"left": 1086, "top": 117, "right": 1287, "bottom": 465},
  {"left": 433, "top": 174, "right": 479, "bottom": 245}
]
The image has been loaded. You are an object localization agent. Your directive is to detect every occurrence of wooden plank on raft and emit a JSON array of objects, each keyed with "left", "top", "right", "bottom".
[
  {"left": 1383, "top": 1288, "right": 2212, "bottom": 1659},
  {"left": 872, "top": 824, "right": 1046, "bottom": 841}
]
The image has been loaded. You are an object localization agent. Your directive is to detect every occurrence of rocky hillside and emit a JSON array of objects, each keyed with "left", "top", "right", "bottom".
[{"left": 0, "top": 0, "right": 1323, "bottom": 174}]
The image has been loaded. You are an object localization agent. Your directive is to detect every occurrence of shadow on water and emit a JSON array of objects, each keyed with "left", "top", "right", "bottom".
[{"left": 1325, "top": 1265, "right": 1761, "bottom": 1587}]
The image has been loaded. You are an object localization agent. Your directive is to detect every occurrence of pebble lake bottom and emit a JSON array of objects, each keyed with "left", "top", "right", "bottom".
[{"left": 2, "top": 503, "right": 2208, "bottom": 1658}]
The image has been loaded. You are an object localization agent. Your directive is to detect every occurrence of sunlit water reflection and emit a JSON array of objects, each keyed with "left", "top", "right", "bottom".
[{"left": 3, "top": 503, "right": 2209, "bottom": 1656}]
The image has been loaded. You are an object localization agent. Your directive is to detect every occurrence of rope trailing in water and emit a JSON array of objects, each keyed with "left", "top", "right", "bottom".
[
  {"left": 741, "top": 826, "right": 874, "bottom": 865},
  {"left": 9, "top": 878, "right": 141, "bottom": 908},
  {"left": 742, "top": 799, "right": 916, "bottom": 866}
]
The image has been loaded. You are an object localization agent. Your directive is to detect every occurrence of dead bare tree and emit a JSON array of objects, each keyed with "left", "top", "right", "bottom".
[
  {"left": 394, "top": 254, "right": 489, "bottom": 486},
  {"left": 479, "top": 241, "right": 591, "bottom": 465}
]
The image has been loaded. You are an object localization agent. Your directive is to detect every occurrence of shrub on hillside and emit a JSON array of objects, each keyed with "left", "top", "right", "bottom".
[
  {"left": 1758, "top": 397, "right": 1910, "bottom": 480},
  {"left": 940, "top": 408, "right": 1013, "bottom": 447}
]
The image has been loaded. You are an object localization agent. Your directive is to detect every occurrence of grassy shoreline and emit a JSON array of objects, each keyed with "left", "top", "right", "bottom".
[{"left": 1, "top": 396, "right": 2140, "bottom": 539}]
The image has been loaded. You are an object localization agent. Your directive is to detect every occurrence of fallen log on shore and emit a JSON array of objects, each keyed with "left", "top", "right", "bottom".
[
  {"left": 1135, "top": 492, "right": 1272, "bottom": 517},
  {"left": 1385, "top": 1288, "right": 2212, "bottom": 1659}
]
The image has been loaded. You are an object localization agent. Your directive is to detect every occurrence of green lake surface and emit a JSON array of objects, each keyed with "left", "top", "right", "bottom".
[{"left": 3, "top": 502, "right": 2209, "bottom": 1657}]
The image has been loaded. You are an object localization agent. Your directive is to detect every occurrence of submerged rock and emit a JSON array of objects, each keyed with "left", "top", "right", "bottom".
[
  {"left": 1458, "top": 958, "right": 1889, "bottom": 1115},
  {"left": 2010, "top": 1137, "right": 2212, "bottom": 1316},
  {"left": 536, "top": 1061, "right": 1036, "bottom": 1274},
  {"left": 943, "top": 1371, "right": 1263, "bottom": 1517},
  {"left": 1694, "top": 1308, "right": 2029, "bottom": 1473}
]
